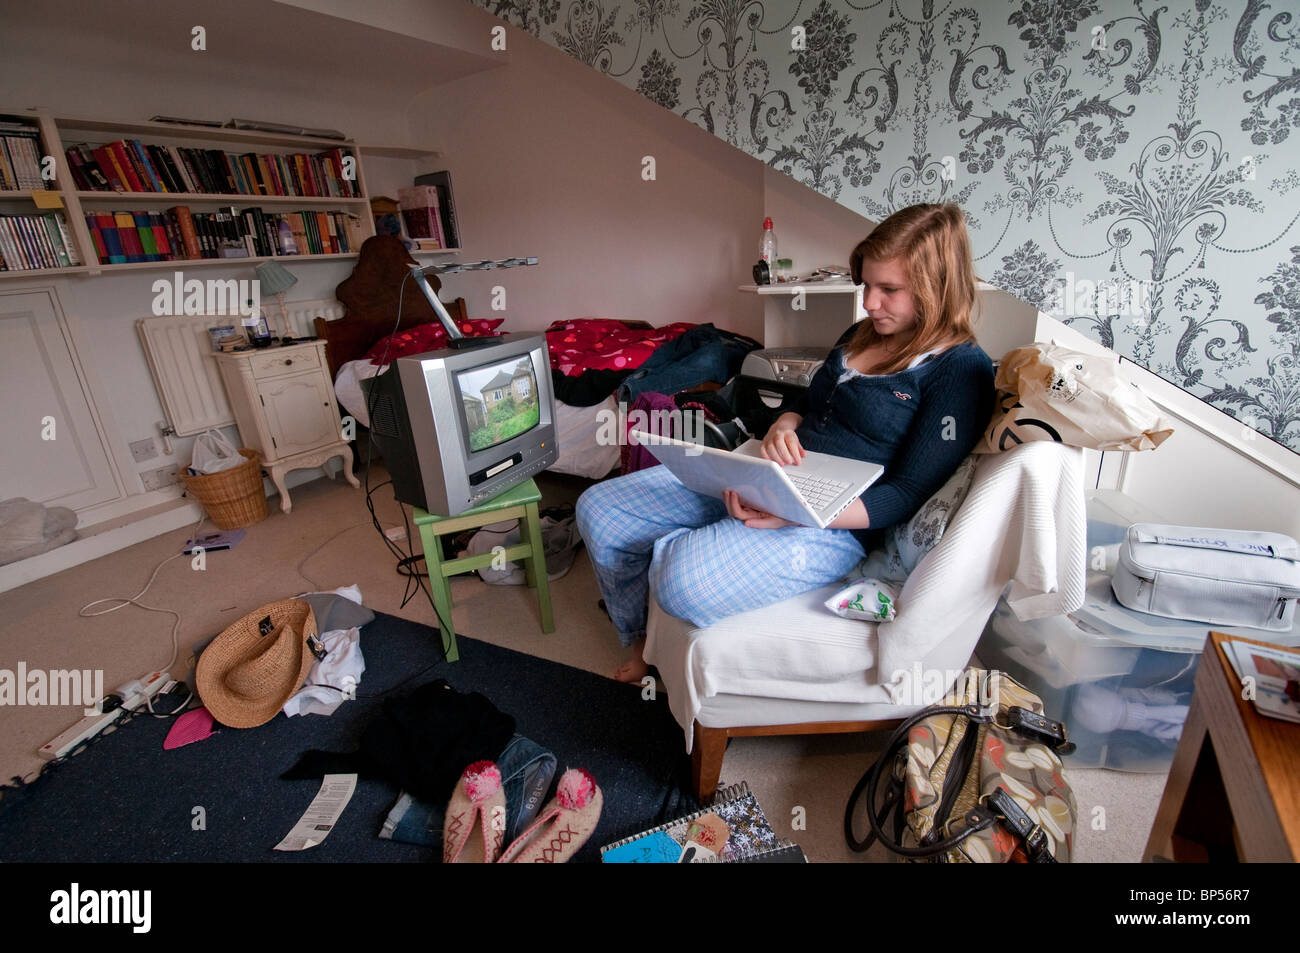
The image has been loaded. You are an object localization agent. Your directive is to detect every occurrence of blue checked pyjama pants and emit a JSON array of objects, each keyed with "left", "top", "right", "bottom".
[{"left": 575, "top": 465, "right": 867, "bottom": 647}]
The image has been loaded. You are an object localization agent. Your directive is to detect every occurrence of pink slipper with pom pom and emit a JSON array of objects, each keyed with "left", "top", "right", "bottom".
[
  {"left": 443, "top": 761, "right": 507, "bottom": 863},
  {"left": 497, "top": 767, "right": 603, "bottom": 863}
]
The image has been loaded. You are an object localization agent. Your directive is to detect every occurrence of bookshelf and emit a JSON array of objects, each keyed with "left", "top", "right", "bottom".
[{"left": 0, "top": 109, "right": 458, "bottom": 278}]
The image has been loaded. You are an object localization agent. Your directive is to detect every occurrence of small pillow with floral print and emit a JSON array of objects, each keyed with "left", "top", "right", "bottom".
[{"left": 824, "top": 578, "right": 899, "bottom": 622}]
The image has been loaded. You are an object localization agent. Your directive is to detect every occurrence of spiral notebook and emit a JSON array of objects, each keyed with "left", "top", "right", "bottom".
[{"left": 600, "top": 781, "right": 806, "bottom": 863}]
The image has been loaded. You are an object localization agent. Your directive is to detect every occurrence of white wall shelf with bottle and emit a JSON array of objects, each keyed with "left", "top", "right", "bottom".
[{"left": 0, "top": 108, "right": 450, "bottom": 280}]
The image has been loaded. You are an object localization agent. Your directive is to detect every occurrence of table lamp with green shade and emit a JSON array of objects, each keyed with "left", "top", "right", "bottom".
[{"left": 254, "top": 260, "right": 299, "bottom": 341}]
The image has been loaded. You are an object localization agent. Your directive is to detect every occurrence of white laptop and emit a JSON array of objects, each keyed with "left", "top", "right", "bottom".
[{"left": 631, "top": 432, "right": 884, "bottom": 529}]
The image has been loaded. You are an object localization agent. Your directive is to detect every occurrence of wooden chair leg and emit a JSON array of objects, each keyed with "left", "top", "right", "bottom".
[{"left": 691, "top": 722, "right": 728, "bottom": 802}]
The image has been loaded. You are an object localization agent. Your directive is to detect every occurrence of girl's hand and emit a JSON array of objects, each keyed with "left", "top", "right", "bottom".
[
  {"left": 724, "top": 490, "right": 795, "bottom": 529},
  {"left": 761, "top": 413, "right": 807, "bottom": 466}
]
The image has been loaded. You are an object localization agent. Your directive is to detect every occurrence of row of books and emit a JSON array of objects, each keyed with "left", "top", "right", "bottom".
[
  {"left": 0, "top": 212, "right": 82, "bottom": 271},
  {"left": 83, "top": 206, "right": 364, "bottom": 265},
  {"left": 64, "top": 139, "right": 359, "bottom": 199},
  {"left": 0, "top": 118, "right": 46, "bottom": 191}
]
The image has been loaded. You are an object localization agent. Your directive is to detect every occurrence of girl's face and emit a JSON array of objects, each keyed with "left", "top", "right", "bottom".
[{"left": 860, "top": 257, "right": 919, "bottom": 339}]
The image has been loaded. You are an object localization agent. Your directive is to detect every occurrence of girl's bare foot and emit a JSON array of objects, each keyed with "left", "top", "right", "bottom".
[{"left": 614, "top": 654, "right": 650, "bottom": 683}]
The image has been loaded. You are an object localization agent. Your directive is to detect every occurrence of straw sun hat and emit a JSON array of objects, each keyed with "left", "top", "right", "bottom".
[{"left": 196, "top": 599, "right": 319, "bottom": 728}]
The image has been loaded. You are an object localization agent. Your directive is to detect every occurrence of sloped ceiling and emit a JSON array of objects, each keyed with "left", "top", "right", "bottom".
[{"left": 0, "top": 0, "right": 502, "bottom": 107}]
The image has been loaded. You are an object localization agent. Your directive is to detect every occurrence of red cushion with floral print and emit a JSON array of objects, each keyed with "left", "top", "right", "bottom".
[
  {"left": 544, "top": 319, "right": 696, "bottom": 376},
  {"left": 365, "top": 318, "right": 505, "bottom": 365}
]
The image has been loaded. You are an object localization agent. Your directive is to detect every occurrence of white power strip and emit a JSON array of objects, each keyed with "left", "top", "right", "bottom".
[
  {"left": 37, "top": 670, "right": 170, "bottom": 760},
  {"left": 38, "top": 709, "right": 124, "bottom": 761}
]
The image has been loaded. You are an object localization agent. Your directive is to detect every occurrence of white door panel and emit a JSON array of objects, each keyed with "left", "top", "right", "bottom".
[{"left": 0, "top": 290, "right": 122, "bottom": 512}]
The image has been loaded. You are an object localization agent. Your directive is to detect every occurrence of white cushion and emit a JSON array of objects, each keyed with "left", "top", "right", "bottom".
[{"left": 645, "top": 588, "right": 899, "bottom": 751}]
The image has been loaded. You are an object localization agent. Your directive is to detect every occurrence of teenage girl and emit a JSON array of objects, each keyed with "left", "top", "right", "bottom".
[{"left": 576, "top": 203, "right": 995, "bottom": 681}]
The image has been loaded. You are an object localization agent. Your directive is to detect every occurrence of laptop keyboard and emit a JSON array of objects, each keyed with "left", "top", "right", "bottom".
[{"left": 786, "top": 471, "right": 851, "bottom": 511}]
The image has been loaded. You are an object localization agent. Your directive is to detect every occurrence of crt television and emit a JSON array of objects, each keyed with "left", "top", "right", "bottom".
[{"left": 361, "top": 332, "right": 558, "bottom": 516}]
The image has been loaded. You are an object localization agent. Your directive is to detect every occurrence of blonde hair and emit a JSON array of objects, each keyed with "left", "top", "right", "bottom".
[{"left": 846, "top": 203, "right": 977, "bottom": 374}]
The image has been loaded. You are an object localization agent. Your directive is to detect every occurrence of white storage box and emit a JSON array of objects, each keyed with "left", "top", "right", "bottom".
[{"left": 976, "top": 492, "right": 1300, "bottom": 772}]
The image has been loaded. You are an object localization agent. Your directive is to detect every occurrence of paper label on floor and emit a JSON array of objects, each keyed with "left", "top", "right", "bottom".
[{"left": 274, "top": 773, "right": 357, "bottom": 851}]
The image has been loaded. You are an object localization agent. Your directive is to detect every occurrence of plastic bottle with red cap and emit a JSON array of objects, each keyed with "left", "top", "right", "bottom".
[{"left": 759, "top": 217, "right": 777, "bottom": 268}]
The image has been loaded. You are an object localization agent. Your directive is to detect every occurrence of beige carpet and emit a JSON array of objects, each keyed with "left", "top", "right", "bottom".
[{"left": 0, "top": 468, "right": 1168, "bottom": 862}]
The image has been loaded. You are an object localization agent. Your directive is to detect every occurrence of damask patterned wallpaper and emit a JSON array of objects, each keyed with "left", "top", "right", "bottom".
[{"left": 469, "top": 0, "right": 1300, "bottom": 455}]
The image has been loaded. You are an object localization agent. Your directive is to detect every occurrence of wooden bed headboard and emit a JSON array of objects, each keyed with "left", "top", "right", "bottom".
[{"left": 314, "top": 235, "right": 468, "bottom": 379}]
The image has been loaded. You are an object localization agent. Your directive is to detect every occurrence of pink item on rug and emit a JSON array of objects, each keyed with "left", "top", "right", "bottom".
[
  {"left": 555, "top": 767, "right": 597, "bottom": 810},
  {"left": 163, "top": 706, "right": 216, "bottom": 749},
  {"left": 461, "top": 761, "right": 502, "bottom": 802}
]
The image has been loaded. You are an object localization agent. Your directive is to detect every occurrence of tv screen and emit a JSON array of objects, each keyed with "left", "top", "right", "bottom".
[{"left": 456, "top": 354, "right": 540, "bottom": 452}]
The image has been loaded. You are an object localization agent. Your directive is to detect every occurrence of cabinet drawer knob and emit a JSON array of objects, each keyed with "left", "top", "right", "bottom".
[{"left": 284, "top": 358, "right": 293, "bottom": 365}]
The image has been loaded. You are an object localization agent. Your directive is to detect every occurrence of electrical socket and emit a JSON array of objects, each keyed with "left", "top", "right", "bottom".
[
  {"left": 141, "top": 464, "right": 179, "bottom": 491},
  {"left": 129, "top": 437, "right": 159, "bottom": 463}
]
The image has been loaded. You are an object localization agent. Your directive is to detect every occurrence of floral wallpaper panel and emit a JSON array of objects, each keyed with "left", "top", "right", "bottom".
[{"left": 471, "top": 0, "right": 1300, "bottom": 455}]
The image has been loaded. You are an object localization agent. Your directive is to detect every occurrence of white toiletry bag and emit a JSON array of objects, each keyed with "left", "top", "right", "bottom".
[{"left": 1112, "top": 523, "right": 1300, "bottom": 631}]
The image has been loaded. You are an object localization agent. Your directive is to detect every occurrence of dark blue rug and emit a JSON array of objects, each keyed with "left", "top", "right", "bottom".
[{"left": 0, "top": 612, "right": 697, "bottom": 863}]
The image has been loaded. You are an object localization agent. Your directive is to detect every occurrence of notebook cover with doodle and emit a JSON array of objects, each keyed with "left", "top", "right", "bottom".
[{"left": 600, "top": 781, "right": 789, "bottom": 862}]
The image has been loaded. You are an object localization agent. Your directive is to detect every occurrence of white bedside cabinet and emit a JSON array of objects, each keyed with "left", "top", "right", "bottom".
[{"left": 214, "top": 340, "right": 359, "bottom": 513}]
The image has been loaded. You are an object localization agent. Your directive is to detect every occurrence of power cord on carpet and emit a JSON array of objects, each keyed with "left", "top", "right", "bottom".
[
  {"left": 78, "top": 512, "right": 209, "bottom": 678},
  {"left": 360, "top": 267, "right": 453, "bottom": 665},
  {"left": 294, "top": 520, "right": 373, "bottom": 590}
]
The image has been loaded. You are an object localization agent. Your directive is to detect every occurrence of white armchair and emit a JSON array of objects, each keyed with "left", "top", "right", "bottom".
[{"left": 644, "top": 440, "right": 1088, "bottom": 800}]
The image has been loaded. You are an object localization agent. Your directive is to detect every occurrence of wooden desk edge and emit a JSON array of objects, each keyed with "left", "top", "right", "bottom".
[{"left": 1208, "top": 631, "right": 1300, "bottom": 860}]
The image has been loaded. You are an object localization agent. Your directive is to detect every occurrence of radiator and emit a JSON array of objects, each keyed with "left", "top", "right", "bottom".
[{"left": 136, "top": 298, "right": 344, "bottom": 437}]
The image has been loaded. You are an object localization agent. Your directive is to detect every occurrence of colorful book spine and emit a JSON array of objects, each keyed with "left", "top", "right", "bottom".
[
  {"left": 113, "top": 210, "right": 144, "bottom": 262},
  {"left": 168, "top": 206, "right": 201, "bottom": 260},
  {"left": 84, "top": 214, "right": 109, "bottom": 264},
  {"left": 93, "top": 212, "right": 125, "bottom": 263}
]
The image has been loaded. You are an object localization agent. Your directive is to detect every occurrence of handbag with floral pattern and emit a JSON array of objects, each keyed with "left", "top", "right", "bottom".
[{"left": 845, "top": 669, "right": 1077, "bottom": 862}]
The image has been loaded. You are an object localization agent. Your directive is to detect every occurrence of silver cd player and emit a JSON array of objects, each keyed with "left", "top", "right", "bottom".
[{"left": 739, "top": 347, "right": 826, "bottom": 388}]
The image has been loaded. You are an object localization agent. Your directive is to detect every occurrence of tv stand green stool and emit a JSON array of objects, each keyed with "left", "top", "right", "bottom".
[{"left": 411, "top": 478, "right": 554, "bottom": 663}]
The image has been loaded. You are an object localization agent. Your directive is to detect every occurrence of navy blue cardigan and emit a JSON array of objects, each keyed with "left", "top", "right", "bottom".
[{"left": 791, "top": 332, "right": 995, "bottom": 550}]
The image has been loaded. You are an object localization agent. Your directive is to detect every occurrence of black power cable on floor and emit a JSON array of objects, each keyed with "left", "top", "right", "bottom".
[{"left": 359, "top": 268, "right": 452, "bottom": 665}]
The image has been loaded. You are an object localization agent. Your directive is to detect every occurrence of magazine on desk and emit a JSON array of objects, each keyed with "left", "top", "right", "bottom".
[{"left": 1221, "top": 640, "right": 1300, "bottom": 725}]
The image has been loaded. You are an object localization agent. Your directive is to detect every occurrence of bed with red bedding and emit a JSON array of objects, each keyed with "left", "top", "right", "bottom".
[{"left": 316, "top": 237, "right": 751, "bottom": 480}]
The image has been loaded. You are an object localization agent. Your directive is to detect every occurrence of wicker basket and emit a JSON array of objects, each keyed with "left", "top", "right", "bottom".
[{"left": 179, "top": 448, "right": 268, "bottom": 529}]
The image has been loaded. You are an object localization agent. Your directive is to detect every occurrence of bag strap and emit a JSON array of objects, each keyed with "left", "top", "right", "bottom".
[
  {"left": 985, "top": 788, "right": 1058, "bottom": 863},
  {"left": 844, "top": 704, "right": 992, "bottom": 857}
]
